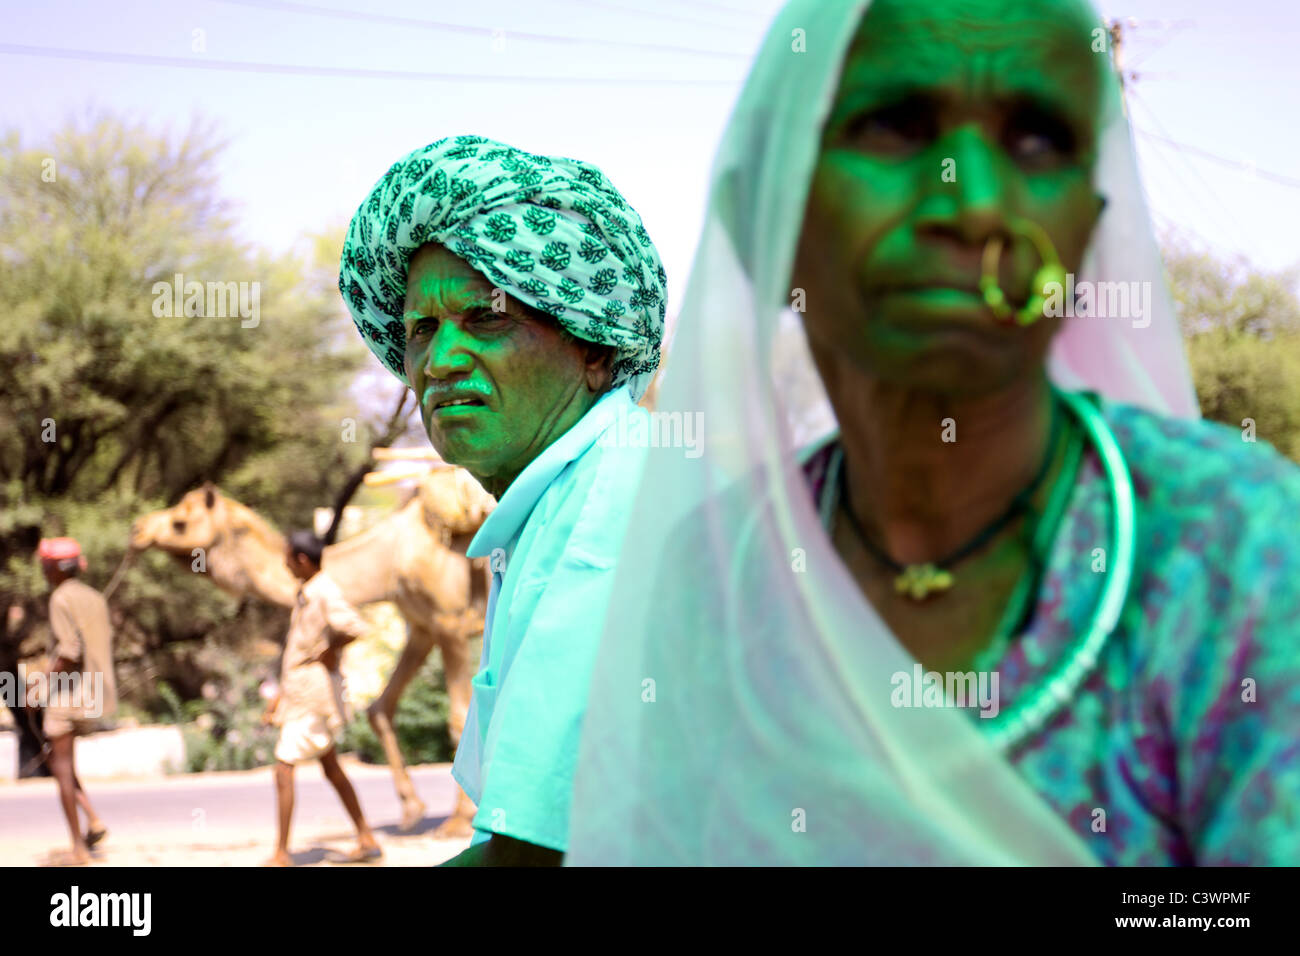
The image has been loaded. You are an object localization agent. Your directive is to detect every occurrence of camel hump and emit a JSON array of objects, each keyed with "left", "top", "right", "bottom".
[{"left": 418, "top": 467, "right": 496, "bottom": 535}]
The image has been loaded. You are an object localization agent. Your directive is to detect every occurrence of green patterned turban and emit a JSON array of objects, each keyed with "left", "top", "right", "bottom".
[{"left": 339, "top": 135, "right": 667, "bottom": 401}]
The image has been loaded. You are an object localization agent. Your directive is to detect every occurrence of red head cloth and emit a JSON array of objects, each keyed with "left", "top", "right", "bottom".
[
  {"left": 37, "top": 537, "right": 82, "bottom": 562},
  {"left": 38, "top": 538, "right": 85, "bottom": 567}
]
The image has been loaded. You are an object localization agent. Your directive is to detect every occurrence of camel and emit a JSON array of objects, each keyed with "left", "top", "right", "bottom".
[{"left": 129, "top": 467, "right": 495, "bottom": 838}]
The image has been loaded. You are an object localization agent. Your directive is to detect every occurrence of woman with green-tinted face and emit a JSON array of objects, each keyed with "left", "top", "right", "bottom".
[{"left": 567, "top": 0, "right": 1300, "bottom": 865}]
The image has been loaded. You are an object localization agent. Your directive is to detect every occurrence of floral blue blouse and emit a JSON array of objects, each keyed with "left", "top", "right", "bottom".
[{"left": 804, "top": 394, "right": 1300, "bottom": 865}]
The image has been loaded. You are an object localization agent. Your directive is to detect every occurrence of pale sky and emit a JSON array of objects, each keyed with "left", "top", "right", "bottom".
[{"left": 3, "top": 0, "right": 1298, "bottom": 305}]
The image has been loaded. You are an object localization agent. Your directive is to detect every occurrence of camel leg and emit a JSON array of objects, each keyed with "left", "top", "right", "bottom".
[
  {"left": 430, "top": 614, "right": 478, "bottom": 840},
  {"left": 369, "top": 625, "right": 435, "bottom": 831}
]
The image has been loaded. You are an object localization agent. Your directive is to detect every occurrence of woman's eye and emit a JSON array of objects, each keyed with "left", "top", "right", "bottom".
[
  {"left": 1006, "top": 111, "right": 1076, "bottom": 166},
  {"left": 1009, "top": 131, "right": 1063, "bottom": 161},
  {"left": 409, "top": 318, "right": 435, "bottom": 339},
  {"left": 845, "top": 103, "right": 936, "bottom": 154}
]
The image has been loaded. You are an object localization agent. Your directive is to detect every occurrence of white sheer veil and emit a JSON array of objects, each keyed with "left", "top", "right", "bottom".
[{"left": 566, "top": 0, "right": 1198, "bottom": 865}]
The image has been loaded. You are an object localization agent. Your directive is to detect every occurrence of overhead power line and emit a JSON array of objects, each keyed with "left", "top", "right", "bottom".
[
  {"left": 1124, "top": 20, "right": 1194, "bottom": 70},
  {"left": 1128, "top": 93, "right": 1256, "bottom": 259},
  {"left": 1135, "top": 139, "right": 1252, "bottom": 261},
  {"left": 663, "top": 0, "right": 757, "bottom": 15},
  {"left": 1106, "top": 17, "right": 1198, "bottom": 29},
  {"left": 0, "top": 42, "right": 738, "bottom": 86},
  {"left": 211, "top": 0, "right": 748, "bottom": 37},
  {"left": 1134, "top": 129, "right": 1300, "bottom": 191},
  {"left": 542, "top": 0, "right": 746, "bottom": 31}
]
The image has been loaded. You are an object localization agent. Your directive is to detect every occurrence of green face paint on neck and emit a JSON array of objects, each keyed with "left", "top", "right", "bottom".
[
  {"left": 402, "top": 243, "right": 605, "bottom": 497},
  {"left": 794, "top": 0, "right": 1108, "bottom": 398}
]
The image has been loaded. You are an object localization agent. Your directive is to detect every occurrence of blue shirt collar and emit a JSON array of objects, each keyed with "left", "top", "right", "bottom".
[{"left": 467, "top": 386, "right": 634, "bottom": 557}]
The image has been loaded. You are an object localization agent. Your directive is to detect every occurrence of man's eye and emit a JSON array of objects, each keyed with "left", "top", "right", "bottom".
[
  {"left": 468, "top": 309, "right": 510, "bottom": 328},
  {"left": 409, "top": 318, "right": 435, "bottom": 338}
]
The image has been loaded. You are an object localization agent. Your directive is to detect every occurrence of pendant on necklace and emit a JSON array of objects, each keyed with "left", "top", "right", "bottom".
[{"left": 894, "top": 563, "right": 955, "bottom": 601}]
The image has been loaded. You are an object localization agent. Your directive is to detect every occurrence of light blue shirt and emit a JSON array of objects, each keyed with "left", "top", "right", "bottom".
[{"left": 451, "top": 385, "right": 648, "bottom": 852}]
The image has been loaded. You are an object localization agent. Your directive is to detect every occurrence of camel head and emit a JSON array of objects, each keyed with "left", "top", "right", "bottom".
[
  {"left": 418, "top": 467, "right": 496, "bottom": 535},
  {"left": 130, "top": 482, "right": 229, "bottom": 556},
  {"left": 129, "top": 481, "right": 296, "bottom": 606}
]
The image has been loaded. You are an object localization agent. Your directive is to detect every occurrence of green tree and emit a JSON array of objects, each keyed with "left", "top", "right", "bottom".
[
  {"left": 0, "top": 112, "right": 408, "bottom": 746},
  {"left": 1163, "top": 235, "right": 1300, "bottom": 462}
]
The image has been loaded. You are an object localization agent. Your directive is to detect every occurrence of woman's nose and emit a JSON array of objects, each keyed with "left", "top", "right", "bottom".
[{"left": 939, "top": 125, "right": 1014, "bottom": 246}]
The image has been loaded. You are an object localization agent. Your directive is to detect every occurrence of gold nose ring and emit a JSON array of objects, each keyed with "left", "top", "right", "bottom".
[{"left": 979, "top": 218, "right": 1068, "bottom": 327}]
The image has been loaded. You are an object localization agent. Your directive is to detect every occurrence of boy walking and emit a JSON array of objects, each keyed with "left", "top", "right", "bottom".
[{"left": 262, "top": 531, "right": 381, "bottom": 866}]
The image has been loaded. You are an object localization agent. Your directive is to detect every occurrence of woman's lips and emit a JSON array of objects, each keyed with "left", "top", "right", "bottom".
[
  {"left": 887, "top": 285, "right": 984, "bottom": 300},
  {"left": 878, "top": 285, "right": 991, "bottom": 315}
]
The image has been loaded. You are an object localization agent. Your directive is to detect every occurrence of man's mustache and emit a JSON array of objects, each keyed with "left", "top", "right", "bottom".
[{"left": 421, "top": 380, "right": 494, "bottom": 407}]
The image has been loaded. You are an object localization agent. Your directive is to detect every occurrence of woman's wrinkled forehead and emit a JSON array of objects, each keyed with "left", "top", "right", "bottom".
[
  {"left": 839, "top": 0, "right": 1107, "bottom": 131},
  {"left": 856, "top": 0, "right": 1101, "bottom": 45}
]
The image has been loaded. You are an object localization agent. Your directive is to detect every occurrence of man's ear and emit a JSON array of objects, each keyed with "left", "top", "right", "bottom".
[{"left": 583, "top": 343, "right": 616, "bottom": 394}]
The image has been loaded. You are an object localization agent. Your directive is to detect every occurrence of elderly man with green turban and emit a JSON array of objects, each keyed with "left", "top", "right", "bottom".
[{"left": 340, "top": 135, "right": 666, "bottom": 865}]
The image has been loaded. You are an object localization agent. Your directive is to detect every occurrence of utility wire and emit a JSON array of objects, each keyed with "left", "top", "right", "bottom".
[
  {"left": 1124, "top": 17, "right": 1299, "bottom": 36},
  {"left": 1128, "top": 93, "right": 1256, "bottom": 259},
  {"left": 213, "top": 0, "right": 754, "bottom": 37},
  {"left": 1115, "top": 17, "right": 1300, "bottom": 193},
  {"left": 1134, "top": 140, "right": 1252, "bottom": 260},
  {"left": 1135, "top": 129, "right": 1300, "bottom": 191},
  {"left": 654, "top": 0, "right": 761, "bottom": 16},
  {"left": 554, "top": 0, "right": 744, "bottom": 31},
  {"left": 0, "top": 42, "right": 739, "bottom": 86},
  {"left": 1108, "top": 17, "right": 1198, "bottom": 30},
  {"left": 1138, "top": 138, "right": 1251, "bottom": 261},
  {"left": 1124, "top": 21, "right": 1193, "bottom": 70},
  {"left": 1146, "top": 205, "right": 1179, "bottom": 235}
]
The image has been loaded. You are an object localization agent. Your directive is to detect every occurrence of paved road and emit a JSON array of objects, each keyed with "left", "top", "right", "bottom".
[{"left": 0, "top": 759, "right": 472, "bottom": 866}]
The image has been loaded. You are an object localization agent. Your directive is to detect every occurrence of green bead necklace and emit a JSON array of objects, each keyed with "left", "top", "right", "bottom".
[{"left": 819, "top": 387, "right": 1137, "bottom": 752}]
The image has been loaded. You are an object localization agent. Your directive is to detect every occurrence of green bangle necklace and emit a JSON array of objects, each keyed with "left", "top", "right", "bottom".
[
  {"left": 837, "top": 398, "right": 1065, "bottom": 601},
  {"left": 819, "top": 386, "right": 1137, "bottom": 752}
]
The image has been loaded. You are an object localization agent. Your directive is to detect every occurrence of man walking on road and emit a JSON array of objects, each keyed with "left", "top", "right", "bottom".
[
  {"left": 262, "top": 531, "right": 382, "bottom": 866},
  {"left": 37, "top": 537, "right": 115, "bottom": 865}
]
